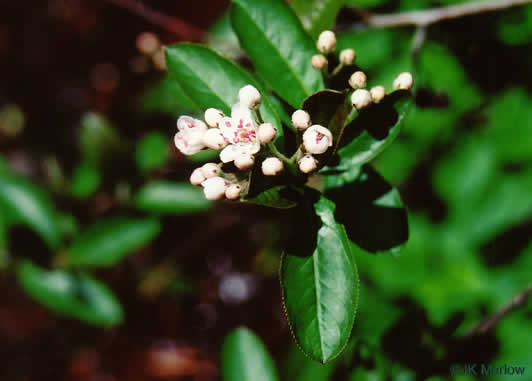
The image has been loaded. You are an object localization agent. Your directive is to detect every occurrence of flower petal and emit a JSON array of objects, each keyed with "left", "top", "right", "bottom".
[{"left": 220, "top": 144, "right": 241, "bottom": 163}]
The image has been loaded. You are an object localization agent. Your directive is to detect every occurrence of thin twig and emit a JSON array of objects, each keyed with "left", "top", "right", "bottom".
[
  {"left": 467, "top": 284, "right": 532, "bottom": 337},
  {"left": 104, "top": 0, "right": 205, "bottom": 41},
  {"left": 362, "top": 0, "right": 532, "bottom": 28}
]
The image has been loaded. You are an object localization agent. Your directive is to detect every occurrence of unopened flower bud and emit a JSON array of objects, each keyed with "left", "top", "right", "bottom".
[
  {"left": 238, "top": 85, "right": 261, "bottom": 109},
  {"left": 203, "top": 128, "right": 226, "bottom": 150},
  {"left": 136, "top": 32, "right": 160, "bottom": 56},
  {"left": 234, "top": 154, "right": 255, "bottom": 170},
  {"left": 258, "top": 123, "right": 277, "bottom": 143},
  {"left": 351, "top": 89, "right": 372, "bottom": 110},
  {"left": 262, "top": 157, "right": 283, "bottom": 176},
  {"left": 200, "top": 162, "right": 219, "bottom": 179},
  {"left": 204, "top": 108, "right": 224, "bottom": 127},
  {"left": 292, "top": 110, "right": 311, "bottom": 130},
  {"left": 201, "top": 176, "right": 226, "bottom": 200},
  {"left": 393, "top": 72, "right": 413, "bottom": 90},
  {"left": 174, "top": 116, "right": 207, "bottom": 155},
  {"left": 339, "top": 49, "right": 356, "bottom": 65},
  {"left": 349, "top": 71, "right": 367, "bottom": 89},
  {"left": 311, "top": 54, "right": 328, "bottom": 70},
  {"left": 370, "top": 86, "right": 386, "bottom": 103},
  {"left": 298, "top": 154, "right": 317, "bottom": 173},
  {"left": 317, "top": 30, "right": 336, "bottom": 53},
  {"left": 303, "top": 125, "right": 333, "bottom": 154},
  {"left": 189, "top": 168, "right": 206, "bottom": 186},
  {"left": 225, "top": 184, "right": 241, "bottom": 200}
]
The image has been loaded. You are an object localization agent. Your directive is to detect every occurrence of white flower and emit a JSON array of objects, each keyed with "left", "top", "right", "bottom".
[
  {"left": 393, "top": 72, "right": 413, "bottom": 90},
  {"left": 203, "top": 128, "right": 227, "bottom": 150},
  {"left": 200, "top": 162, "right": 219, "bottom": 179},
  {"left": 174, "top": 116, "right": 207, "bottom": 155},
  {"left": 311, "top": 54, "right": 328, "bottom": 70},
  {"left": 225, "top": 184, "right": 242, "bottom": 200},
  {"left": 204, "top": 108, "right": 224, "bottom": 127},
  {"left": 292, "top": 110, "right": 311, "bottom": 130},
  {"left": 189, "top": 168, "right": 205, "bottom": 186},
  {"left": 370, "top": 86, "right": 386, "bottom": 103},
  {"left": 201, "top": 176, "right": 226, "bottom": 200},
  {"left": 351, "top": 89, "right": 372, "bottom": 110},
  {"left": 218, "top": 103, "right": 260, "bottom": 163},
  {"left": 303, "top": 125, "right": 333, "bottom": 154},
  {"left": 349, "top": 71, "right": 367, "bottom": 89},
  {"left": 317, "top": 30, "right": 336, "bottom": 53},
  {"left": 262, "top": 157, "right": 283, "bottom": 176},
  {"left": 258, "top": 123, "right": 277, "bottom": 143},
  {"left": 234, "top": 154, "right": 255, "bottom": 170},
  {"left": 339, "top": 49, "right": 356, "bottom": 65},
  {"left": 238, "top": 85, "right": 261, "bottom": 109},
  {"left": 298, "top": 154, "right": 317, "bottom": 173}
]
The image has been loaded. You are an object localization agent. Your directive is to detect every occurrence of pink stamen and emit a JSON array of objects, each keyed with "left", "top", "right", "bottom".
[{"left": 225, "top": 121, "right": 231, "bottom": 127}]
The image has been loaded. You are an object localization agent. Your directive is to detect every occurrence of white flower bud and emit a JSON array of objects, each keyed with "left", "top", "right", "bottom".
[
  {"left": 189, "top": 168, "right": 206, "bottom": 186},
  {"left": 311, "top": 54, "right": 328, "bottom": 70},
  {"left": 349, "top": 71, "right": 367, "bottom": 89},
  {"left": 257, "top": 123, "right": 277, "bottom": 143},
  {"left": 204, "top": 108, "right": 224, "bottom": 127},
  {"left": 238, "top": 85, "right": 261, "bottom": 109},
  {"left": 298, "top": 154, "right": 317, "bottom": 174},
  {"left": 234, "top": 154, "right": 255, "bottom": 170},
  {"left": 203, "top": 128, "right": 227, "bottom": 150},
  {"left": 200, "top": 162, "right": 219, "bottom": 179},
  {"left": 261, "top": 157, "right": 283, "bottom": 176},
  {"left": 291, "top": 110, "right": 311, "bottom": 130},
  {"left": 393, "top": 72, "right": 413, "bottom": 90},
  {"left": 174, "top": 116, "right": 207, "bottom": 155},
  {"left": 370, "top": 86, "right": 386, "bottom": 103},
  {"left": 351, "top": 89, "right": 372, "bottom": 110},
  {"left": 303, "top": 125, "right": 333, "bottom": 154},
  {"left": 317, "top": 30, "right": 336, "bottom": 54},
  {"left": 225, "top": 184, "right": 241, "bottom": 200},
  {"left": 201, "top": 176, "right": 226, "bottom": 200},
  {"left": 339, "top": 49, "right": 356, "bottom": 65}
]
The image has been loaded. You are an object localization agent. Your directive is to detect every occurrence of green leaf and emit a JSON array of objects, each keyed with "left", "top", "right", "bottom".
[
  {"left": 322, "top": 89, "right": 412, "bottom": 176},
  {"left": 67, "top": 217, "right": 161, "bottom": 267},
  {"left": 79, "top": 112, "right": 122, "bottom": 166},
  {"left": 325, "top": 166, "right": 409, "bottom": 255},
  {"left": 231, "top": 0, "right": 324, "bottom": 108},
  {"left": 207, "top": 11, "right": 242, "bottom": 60},
  {"left": 17, "top": 260, "right": 123, "bottom": 326},
  {"left": 70, "top": 161, "right": 101, "bottom": 199},
  {"left": 221, "top": 327, "right": 280, "bottom": 381},
  {"left": 165, "top": 44, "right": 280, "bottom": 130},
  {"left": 243, "top": 185, "right": 298, "bottom": 209},
  {"left": 291, "top": 0, "right": 344, "bottom": 39},
  {"left": 0, "top": 173, "right": 61, "bottom": 248},
  {"left": 140, "top": 76, "right": 200, "bottom": 115},
  {"left": 135, "top": 132, "right": 169, "bottom": 173},
  {"left": 132, "top": 181, "right": 212, "bottom": 215},
  {"left": 281, "top": 196, "right": 359, "bottom": 363}
]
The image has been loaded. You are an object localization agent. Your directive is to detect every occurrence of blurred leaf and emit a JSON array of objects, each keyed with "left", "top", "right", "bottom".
[
  {"left": 243, "top": 185, "right": 299, "bottom": 209},
  {"left": 206, "top": 11, "right": 242, "bottom": 60},
  {"left": 231, "top": 0, "right": 324, "bottom": 108},
  {"left": 281, "top": 345, "right": 337, "bottom": 381},
  {"left": 325, "top": 166, "right": 409, "bottom": 255},
  {"left": 0, "top": 173, "right": 61, "bottom": 248},
  {"left": 344, "top": 0, "right": 391, "bottom": 7},
  {"left": 165, "top": 44, "right": 280, "bottom": 129},
  {"left": 67, "top": 217, "right": 161, "bottom": 267},
  {"left": 135, "top": 131, "right": 169, "bottom": 173},
  {"left": 17, "top": 260, "right": 123, "bottom": 326},
  {"left": 322, "top": 90, "right": 412, "bottom": 177},
  {"left": 497, "top": 5, "right": 532, "bottom": 45},
  {"left": 281, "top": 196, "right": 359, "bottom": 363},
  {"left": 221, "top": 327, "right": 280, "bottom": 381},
  {"left": 187, "top": 148, "right": 221, "bottom": 162},
  {"left": 70, "top": 161, "right": 101, "bottom": 199},
  {"left": 133, "top": 181, "right": 211, "bottom": 215},
  {"left": 79, "top": 112, "right": 122, "bottom": 166},
  {"left": 141, "top": 76, "right": 200, "bottom": 115},
  {"left": 291, "top": 0, "right": 344, "bottom": 39}
]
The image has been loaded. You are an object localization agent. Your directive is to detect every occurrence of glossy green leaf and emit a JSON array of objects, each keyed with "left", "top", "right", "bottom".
[
  {"left": 231, "top": 0, "right": 324, "bottom": 108},
  {"left": 221, "top": 327, "right": 280, "bottom": 381},
  {"left": 0, "top": 173, "right": 61, "bottom": 248},
  {"left": 67, "top": 217, "right": 161, "bottom": 267},
  {"left": 291, "top": 0, "right": 344, "bottom": 39},
  {"left": 135, "top": 132, "right": 169, "bottom": 173},
  {"left": 281, "top": 196, "right": 359, "bottom": 363},
  {"left": 165, "top": 44, "right": 280, "bottom": 129},
  {"left": 243, "top": 185, "right": 298, "bottom": 209},
  {"left": 133, "top": 181, "right": 212, "bottom": 215},
  {"left": 17, "top": 260, "right": 123, "bottom": 326},
  {"left": 140, "top": 76, "right": 200, "bottom": 115},
  {"left": 325, "top": 166, "right": 408, "bottom": 255},
  {"left": 322, "top": 89, "right": 412, "bottom": 176}
]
